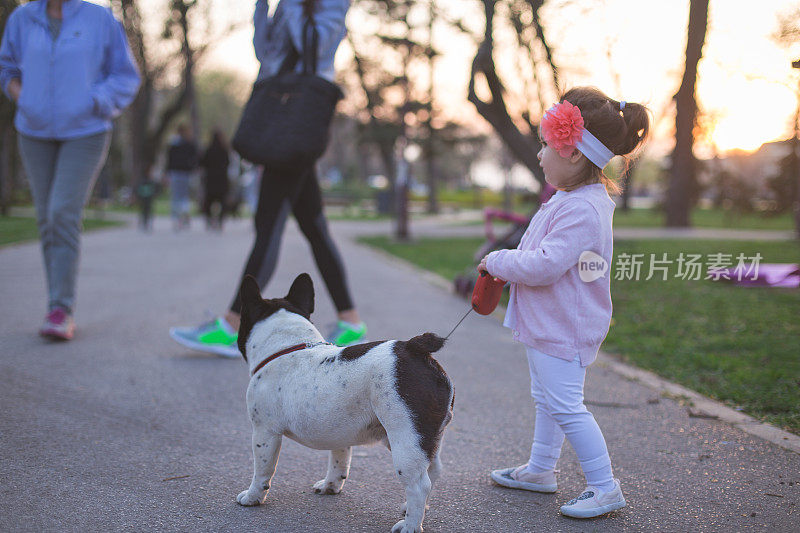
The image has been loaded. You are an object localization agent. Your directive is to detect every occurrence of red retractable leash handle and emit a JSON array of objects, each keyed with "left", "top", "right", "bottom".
[
  {"left": 445, "top": 270, "right": 506, "bottom": 339},
  {"left": 472, "top": 270, "right": 506, "bottom": 315}
]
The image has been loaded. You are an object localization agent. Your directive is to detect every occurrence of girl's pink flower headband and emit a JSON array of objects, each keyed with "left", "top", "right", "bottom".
[{"left": 540, "top": 101, "right": 614, "bottom": 169}]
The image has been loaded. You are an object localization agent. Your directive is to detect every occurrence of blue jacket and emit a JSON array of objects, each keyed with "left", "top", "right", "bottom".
[
  {"left": 253, "top": 0, "right": 349, "bottom": 83},
  {"left": 0, "top": 0, "right": 140, "bottom": 140}
]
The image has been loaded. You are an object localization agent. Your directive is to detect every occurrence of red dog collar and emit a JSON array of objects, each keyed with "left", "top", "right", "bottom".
[{"left": 251, "top": 342, "right": 329, "bottom": 376}]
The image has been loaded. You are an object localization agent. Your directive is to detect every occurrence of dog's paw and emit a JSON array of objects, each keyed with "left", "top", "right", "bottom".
[
  {"left": 236, "top": 489, "right": 265, "bottom": 506},
  {"left": 391, "top": 519, "right": 422, "bottom": 533},
  {"left": 313, "top": 479, "right": 343, "bottom": 495}
]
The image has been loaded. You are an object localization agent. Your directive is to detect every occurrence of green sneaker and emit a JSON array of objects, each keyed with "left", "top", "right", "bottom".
[
  {"left": 327, "top": 321, "right": 367, "bottom": 346},
  {"left": 169, "top": 317, "right": 239, "bottom": 358}
]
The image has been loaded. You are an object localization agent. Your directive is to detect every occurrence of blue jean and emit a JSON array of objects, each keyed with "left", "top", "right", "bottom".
[
  {"left": 18, "top": 131, "right": 111, "bottom": 313},
  {"left": 169, "top": 170, "right": 193, "bottom": 220}
]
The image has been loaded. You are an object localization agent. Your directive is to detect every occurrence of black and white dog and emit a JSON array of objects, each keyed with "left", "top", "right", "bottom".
[{"left": 235, "top": 274, "right": 454, "bottom": 533}]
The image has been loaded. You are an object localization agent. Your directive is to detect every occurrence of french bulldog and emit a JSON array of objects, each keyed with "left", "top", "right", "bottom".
[{"left": 235, "top": 274, "right": 454, "bottom": 533}]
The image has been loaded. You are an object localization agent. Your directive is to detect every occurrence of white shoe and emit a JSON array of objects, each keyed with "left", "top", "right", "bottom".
[
  {"left": 559, "top": 479, "right": 626, "bottom": 518},
  {"left": 490, "top": 464, "right": 558, "bottom": 493}
]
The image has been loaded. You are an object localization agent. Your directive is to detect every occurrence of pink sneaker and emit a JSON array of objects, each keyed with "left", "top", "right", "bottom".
[{"left": 39, "top": 308, "right": 75, "bottom": 341}]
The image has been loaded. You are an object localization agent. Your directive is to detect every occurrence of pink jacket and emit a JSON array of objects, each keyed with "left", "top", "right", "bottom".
[{"left": 485, "top": 183, "right": 615, "bottom": 366}]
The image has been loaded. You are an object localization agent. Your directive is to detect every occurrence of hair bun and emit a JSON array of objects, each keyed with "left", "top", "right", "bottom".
[{"left": 561, "top": 87, "right": 649, "bottom": 157}]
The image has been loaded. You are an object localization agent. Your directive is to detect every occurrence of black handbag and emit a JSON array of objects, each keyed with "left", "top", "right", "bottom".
[{"left": 232, "top": 1, "right": 343, "bottom": 170}]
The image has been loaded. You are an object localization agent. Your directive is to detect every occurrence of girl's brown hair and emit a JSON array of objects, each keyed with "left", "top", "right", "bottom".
[{"left": 560, "top": 87, "right": 650, "bottom": 194}]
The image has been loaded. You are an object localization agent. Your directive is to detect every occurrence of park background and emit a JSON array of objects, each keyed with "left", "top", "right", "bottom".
[{"left": 0, "top": 0, "right": 798, "bottom": 436}]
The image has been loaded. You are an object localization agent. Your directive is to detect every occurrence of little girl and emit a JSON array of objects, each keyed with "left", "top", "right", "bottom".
[{"left": 478, "top": 87, "right": 649, "bottom": 518}]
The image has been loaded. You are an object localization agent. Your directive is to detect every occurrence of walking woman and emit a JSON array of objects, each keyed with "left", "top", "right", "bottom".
[
  {"left": 0, "top": 0, "right": 140, "bottom": 340},
  {"left": 170, "top": 0, "right": 366, "bottom": 357},
  {"left": 200, "top": 128, "right": 230, "bottom": 231}
]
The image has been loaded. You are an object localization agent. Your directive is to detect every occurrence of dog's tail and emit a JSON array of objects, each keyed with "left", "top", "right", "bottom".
[{"left": 405, "top": 332, "right": 445, "bottom": 356}]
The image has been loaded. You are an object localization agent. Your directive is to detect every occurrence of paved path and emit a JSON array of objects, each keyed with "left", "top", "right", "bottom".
[{"left": 1, "top": 216, "right": 797, "bottom": 532}]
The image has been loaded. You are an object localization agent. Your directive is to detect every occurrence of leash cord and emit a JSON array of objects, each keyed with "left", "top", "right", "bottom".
[{"left": 445, "top": 307, "right": 473, "bottom": 340}]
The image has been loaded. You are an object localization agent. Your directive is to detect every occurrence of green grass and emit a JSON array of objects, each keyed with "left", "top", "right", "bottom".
[
  {"left": 614, "top": 207, "right": 795, "bottom": 231},
  {"left": 359, "top": 235, "right": 800, "bottom": 434},
  {"left": 327, "top": 211, "right": 393, "bottom": 221},
  {"left": 0, "top": 215, "right": 123, "bottom": 247},
  {"left": 459, "top": 206, "right": 795, "bottom": 232},
  {"left": 360, "top": 235, "right": 483, "bottom": 281},
  {"left": 483, "top": 207, "right": 793, "bottom": 231},
  {"left": 411, "top": 188, "right": 508, "bottom": 208},
  {"left": 107, "top": 196, "right": 182, "bottom": 217}
]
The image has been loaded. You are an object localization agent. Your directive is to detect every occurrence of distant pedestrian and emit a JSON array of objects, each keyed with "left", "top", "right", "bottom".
[
  {"left": 479, "top": 87, "right": 649, "bottom": 518},
  {"left": 200, "top": 128, "right": 230, "bottom": 231},
  {"left": 0, "top": 0, "right": 140, "bottom": 340},
  {"left": 166, "top": 123, "right": 198, "bottom": 231},
  {"left": 136, "top": 177, "right": 160, "bottom": 232}
]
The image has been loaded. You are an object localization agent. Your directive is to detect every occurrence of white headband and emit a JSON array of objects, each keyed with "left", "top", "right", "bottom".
[
  {"left": 576, "top": 129, "right": 614, "bottom": 169},
  {"left": 541, "top": 101, "right": 616, "bottom": 169}
]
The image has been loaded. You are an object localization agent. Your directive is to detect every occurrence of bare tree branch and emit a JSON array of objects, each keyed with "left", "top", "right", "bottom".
[
  {"left": 525, "top": 0, "right": 559, "bottom": 92},
  {"left": 468, "top": 0, "right": 545, "bottom": 184}
]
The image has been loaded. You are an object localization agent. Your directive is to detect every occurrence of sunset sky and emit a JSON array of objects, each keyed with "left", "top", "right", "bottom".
[{"left": 149, "top": 0, "right": 800, "bottom": 158}]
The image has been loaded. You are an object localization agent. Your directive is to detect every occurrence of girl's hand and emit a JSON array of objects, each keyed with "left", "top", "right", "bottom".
[
  {"left": 7, "top": 79, "right": 21, "bottom": 103},
  {"left": 477, "top": 255, "right": 490, "bottom": 275}
]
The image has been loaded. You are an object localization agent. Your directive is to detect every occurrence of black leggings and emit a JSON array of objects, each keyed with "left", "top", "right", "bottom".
[{"left": 229, "top": 165, "right": 354, "bottom": 314}]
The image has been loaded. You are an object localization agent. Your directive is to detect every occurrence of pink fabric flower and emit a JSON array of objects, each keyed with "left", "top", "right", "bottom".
[{"left": 540, "top": 101, "right": 585, "bottom": 158}]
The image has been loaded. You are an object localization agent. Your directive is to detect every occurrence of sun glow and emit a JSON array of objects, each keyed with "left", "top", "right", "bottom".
[
  {"left": 697, "top": 54, "right": 798, "bottom": 155},
  {"left": 704, "top": 78, "right": 797, "bottom": 154},
  {"left": 710, "top": 113, "right": 791, "bottom": 154}
]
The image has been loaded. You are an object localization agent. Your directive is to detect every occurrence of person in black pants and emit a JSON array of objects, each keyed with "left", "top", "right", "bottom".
[
  {"left": 200, "top": 129, "right": 230, "bottom": 231},
  {"left": 231, "top": 164, "right": 354, "bottom": 316},
  {"left": 169, "top": 0, "right": 364, "bottom": 357}
]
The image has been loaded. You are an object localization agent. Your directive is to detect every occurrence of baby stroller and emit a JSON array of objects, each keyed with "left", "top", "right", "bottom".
[{"left": 453, "top": 183, "right": 556, "bottom": 298}]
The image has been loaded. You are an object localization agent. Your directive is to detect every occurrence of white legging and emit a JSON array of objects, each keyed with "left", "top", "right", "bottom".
[{"left": 525, "top": 346, "right": 615, "bottom": 490}]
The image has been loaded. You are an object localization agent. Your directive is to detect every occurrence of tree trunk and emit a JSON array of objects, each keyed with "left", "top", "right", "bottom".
[
  {"left": 394, "top": 34, "right": 413, "bottom": 241},
  {"left": 425, "top": 0, "right": 438, "bottom": 214},
  {"left": 793, "top": 72, "right": 800, "bottom": 240},
  {"left": 794, "top": 136, "right": 800, "bottom": 239},
  {"left": 501, "top": 147, "right": 513, "bottom": 211},
  {"left": 468, "top": 0, "right": 546, "bottom": 187},
  {"left": 395, "top": 137, "right": 410, "bottom": 240},
  {"left": 126, "top": 81, "right": 151, "bottom": 188},
  {"left": 0, "top": 0, "right": 21, "bottom": 215},
  {"left": 0, "top": 128, "right": 11, "bottom": 216},
  {"left": 348, "top": 36, "right": 399, "bottom": 210},
  {"left": 176, "top": 0, "right": 200, "bottom": 140},
  {"left": 424, "top": 142, "right": 438, "bottom": 213},
  {"left": 620, "top": 160, "right": 637, "bottom": 212},
  {"left": 115, "top": 0, "right": 199, "bottom": 188},
  {"left": 666, "top": 0, "right": 709, "bottom": 227}
]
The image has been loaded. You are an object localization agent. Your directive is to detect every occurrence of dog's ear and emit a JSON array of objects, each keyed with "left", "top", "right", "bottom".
[
  {"left": 237, "top": 276, "right": 264, "bottom": 363},
  {"left": 239, "top": 275, "right": 264, "bottom": 316},
  {"left": 286, "top": 273, "right": 315, "bottom": 316}
]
